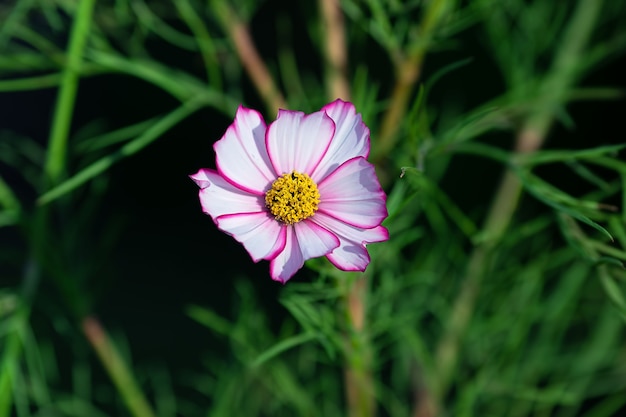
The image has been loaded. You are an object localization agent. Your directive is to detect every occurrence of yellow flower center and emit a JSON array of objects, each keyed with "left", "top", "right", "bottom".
[{"left": 265, "top": 171, "right": 320, "bottom": 225}]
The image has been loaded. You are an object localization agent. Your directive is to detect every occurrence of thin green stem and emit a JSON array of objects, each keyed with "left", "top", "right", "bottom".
[
  {"left": 13, "top": 24, "right": 64, "bottom": 62},
  {"left": 0, "top": 66, "right": 104, "bottom": 92},
  {"left": 174, "top": 0, "right": 222, "bottom": 89},
  {"left": 43, "top": 0, "right": 96, "bottom": 185},
  {"left": 0, "top": 175, "right": 21, "bottom": 216},
  {"left": 82, "top": 317, "right": 156, "bottom": 417},
  {"left": 38, "top": 97, "right": 207, "bottom": 205},
  {"left": 0, "top": 258, "right": 40, "bottom": 417},
  {"left": 0, "top": 51, "right": 65, "bottom": 71},
  {"left": 0, "top": 0, "right": 35, "bottom": 49},
  {"left": 87, "top": 51, "right": 193, "bottom": 103},
  {"left": 0, "top": 315, "right": 23, "bottom": 417}
]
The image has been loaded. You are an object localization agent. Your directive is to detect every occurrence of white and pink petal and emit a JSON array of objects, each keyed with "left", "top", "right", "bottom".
[
  {"left": 214, "top": 106, "right": 276, "bottom": 194},
  {"left": 311, "top": 212, "right": 389, "bottom": 271},
  {"left": 312, "top": 100, "right": 370, "bottom": 182},
  {"left": 269, "top": 221, "right": 340, "bottom": 283},
  {"left": 190, "top": 168, "right": 265, "bottom": 220},
  {"left": 216, "top": 212, "right": 286, "bottom": 262},
  {"left": 317, "top": 157, "right": 388, "bottom": 229},
  {"left": 266, "top": 109, "right": 335, "bottom": 176}
]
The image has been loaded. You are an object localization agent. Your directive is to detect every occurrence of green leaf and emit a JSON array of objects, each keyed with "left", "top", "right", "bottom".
[
  {"left": 250, "top": 332, "right": 318, "bottom": 368},
  {"left": 599, "top": 269, "right": 626, "bottom": 317},
  {"left": 594, "top": 257, "right": 625, "bottom": 268},
  {"left": 75, "top": 117, "right": 159, "bottom": 154},
  {"left": 565, "top": 160, "right": 612, "bottom": 190},
  {"left": 425, "top": 57, "right": 474, "bottom": 93},
  {"left": 451, "top": 142, "right": 511, "bottom": 164},
  {"left": 521, "top": 144, "right": 626, "bottom": 166},
  {"left": 550, "top": 199, "right": 612, "bottom": 241},
  {"left": 38, "top": 98, "right": 205, "bottom": 205},
  {"left": 186, "top": 305, "right": 232, "bottom": 337},
  {"left": 519, "top": 170, "right": 613, "bottom": 241},
  {"left": 0, "top": 176, "right": 20, "bottom": 213}
]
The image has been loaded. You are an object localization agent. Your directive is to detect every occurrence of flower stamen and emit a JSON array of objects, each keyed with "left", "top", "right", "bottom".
[{"left": 265, "top": 171, "right": 320, "bottom": 224}]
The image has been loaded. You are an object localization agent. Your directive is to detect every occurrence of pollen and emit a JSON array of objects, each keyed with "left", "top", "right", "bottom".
[{"left": 265, "top": 171, "right": 320, "bottom": 224}]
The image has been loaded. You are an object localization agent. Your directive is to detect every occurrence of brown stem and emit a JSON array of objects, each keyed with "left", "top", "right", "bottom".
[
  {"left": 213, "top": 2, "right": 286, "bottom": 114},
  {"left": 375, "top": 0, "right": 453, "bottom": 162},
  {"left": 343, "top": 274, "right": 375, "bottom": 417},
  {"left": 376, "top": 57, "right": 423, "bottom": 158},
  {"left": 411, "top": 363, "right": 436, "bottom": 417},
  {"left": 319, "top": 0, "right": 350, "bottom": 100}
]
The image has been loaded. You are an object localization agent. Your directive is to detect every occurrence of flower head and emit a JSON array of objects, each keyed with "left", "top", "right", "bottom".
[{"left": 190, "top": 99, "right": 389, "bottom": 283}]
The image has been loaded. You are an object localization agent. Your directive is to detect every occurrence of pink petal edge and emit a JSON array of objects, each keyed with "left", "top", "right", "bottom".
[
  {"left": 312, "top": 212, "right": 389, "bottom": 271},
  {"left": 317, "top": 157, "right": 388, "bottom": 229},
  {"left": 190, "top": 168, "right": 265, "bottom": 221},
  {"left": 269, "top": 221, "right": 340, "bottom": 283},
  {"left": 312, "top": 99, "right": 371, "bottom": 182},
  {"left": 214, "top": 106, "right": 275, "bottom": 195},
  {"left": 215, "top": 212, "right": 287, "bottom": 262}
]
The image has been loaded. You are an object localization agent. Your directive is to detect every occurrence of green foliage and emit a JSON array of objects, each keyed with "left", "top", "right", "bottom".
[{"left": 1, "top": 0, "right": 625, "bottom": 416}]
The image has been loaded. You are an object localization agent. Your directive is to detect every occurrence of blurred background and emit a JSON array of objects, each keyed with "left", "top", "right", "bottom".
[{"left": 1, "top": 0, "right": 626, "bottom": 416}]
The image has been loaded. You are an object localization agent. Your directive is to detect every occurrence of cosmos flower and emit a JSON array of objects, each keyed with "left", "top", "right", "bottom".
[{"left": 190, "top": 99, "right": 389, "bottom": 283}]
